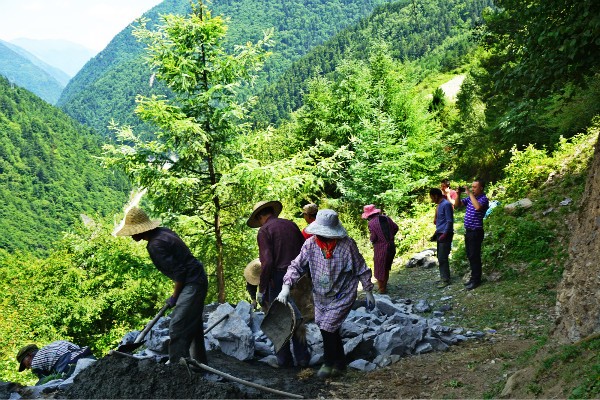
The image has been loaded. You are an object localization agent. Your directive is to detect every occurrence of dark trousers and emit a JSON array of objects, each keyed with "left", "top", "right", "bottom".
[
  {"left": 465, "top": 229, "right": 484, "bottom": 283},
  {"left": 436, "top": 232, "right": 453, "bottom": 281},
  {"left": 321, "top": 328, "right": 346, "bottom": 369},
  {"left": 269, "top": 269, "right": 310, "bottom": 367},
  {"left": 169, "top": 278, "right": 208, "bottom": 364}
]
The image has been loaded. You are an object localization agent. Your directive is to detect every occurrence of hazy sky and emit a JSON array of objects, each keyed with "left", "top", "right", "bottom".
[{"left": 0, "top": 0, "right": 163, "bottom": 52}]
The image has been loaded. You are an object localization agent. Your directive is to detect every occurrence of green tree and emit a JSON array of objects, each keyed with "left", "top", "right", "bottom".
[{"left": 103, "top": 1, "right": 272, "bottom": 303}]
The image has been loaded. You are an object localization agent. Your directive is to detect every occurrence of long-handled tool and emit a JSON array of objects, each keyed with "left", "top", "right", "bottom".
[{"left": 116, "top": 303, "right": 169, "bottom": 353}]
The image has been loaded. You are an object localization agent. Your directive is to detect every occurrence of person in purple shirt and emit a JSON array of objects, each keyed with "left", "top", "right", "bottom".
[
  {"left": 430, "top": 188, "right": 454, "bottom": 288},
  {"left": 247, "top": 200, "right": 310, "bottom": 368},
  {"left": 455, "top": 179, "right": 489, "bottom": 290}
]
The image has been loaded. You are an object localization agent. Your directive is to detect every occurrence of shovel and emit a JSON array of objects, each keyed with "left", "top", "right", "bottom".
[{"left": 117, "top": 303, "right": 169, "bottom": 353}]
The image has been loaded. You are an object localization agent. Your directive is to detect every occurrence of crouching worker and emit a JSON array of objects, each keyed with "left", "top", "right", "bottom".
[
  {"left": 276, "top": 209, "right": 376, "bottom": 379},
  {"left": 17, "top": 341, "right": 95, "bottom": 384},
  {"left": 244, "top": 258, "right": 262, "bottom": 309},
  {"left": 114, "top": 207, "right": 208, "bottom": 364}
]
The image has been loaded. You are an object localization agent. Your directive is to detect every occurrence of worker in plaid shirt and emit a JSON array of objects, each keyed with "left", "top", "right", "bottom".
[
  {"left": 277, "top": 209, "right": 376, "bottom": 379},
  {"left": 17, "top": 340, "right": 94, "bottom": 384}
]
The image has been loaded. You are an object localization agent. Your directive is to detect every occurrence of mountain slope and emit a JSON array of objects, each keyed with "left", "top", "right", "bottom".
[
  {"left": 58, "top": 0, "right": 392, "bottom": 136},
  {"left": 10, "top": 38, "right": 95, "bottom": 77},
  {"left": 0, "top": 75, "right": 129, "bottom": 254},
  {"left": 252, "top": 0, "right": 493, "bottom": 124},
  {"left": 0, "top": 42, "right": 64, "bottom": 104},
  {"left": 1, "top": 40, "right": 71, "bottom": 86}
]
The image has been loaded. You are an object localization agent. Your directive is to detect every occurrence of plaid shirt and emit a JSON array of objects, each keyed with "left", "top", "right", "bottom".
[
  {"left": 31, "top": 340, "right": 87, "bottom": 374},
  {"left": 284, "top": 236, "right": 373, "bottom": 332}
]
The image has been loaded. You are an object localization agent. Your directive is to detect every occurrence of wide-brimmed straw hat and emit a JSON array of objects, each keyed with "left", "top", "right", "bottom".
[
  {"left": 113, "top": 207, "right": 161, "bottom": 237},
  {"left": 17, "top": 344, "right": 38, "bottom": 372},
  {"left": 247, "top": 201, "right": 283, "bottom": 228},
  {"left": 361, "top": 204, "right": 381, "bottom": 219},
  {"left": 243, "top": 258, "right": 261, "bottom": 286},
  {"left": 305, "top": 209, "right": 347, "bottom": 239}
]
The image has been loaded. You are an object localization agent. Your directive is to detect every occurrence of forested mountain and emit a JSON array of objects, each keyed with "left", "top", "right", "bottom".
[
  {"left": 57, "top": 0, "right": 392, "bottom": 136},
  {"left": 0, "top": 41, "right": 65, "bottom": 104},
  {"left": 2, "top": 41, "right": 70, "bottom": 86},
  {"left": 0, "top": 76, "right": 129, "bottom": 253},
  {"left": 10, "top": 38, "right": 95, "bottom": 78},
  {"left": 252, "top": 0, "right": 493, "bottom": 124}
]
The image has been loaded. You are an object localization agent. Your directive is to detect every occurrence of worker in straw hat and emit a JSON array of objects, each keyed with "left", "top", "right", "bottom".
[
  {"left": 301, "top": 203, "right": 318, "bottom": 239},
  {"left": 276, "top": 209, "right": 376, "bottom": 379},
  {"left": 244, "top": 258, "right": 262, "bottom": 309},
  {"left": 114, "top": 206, "right": 209, "bottom": 365},
  {"left": 247, "top": 200, "right": 311, "bottom": 368}
]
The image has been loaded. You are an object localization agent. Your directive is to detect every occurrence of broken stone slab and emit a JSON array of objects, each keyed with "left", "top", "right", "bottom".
[
  {"left": 420, "top": 336, "right": 450, "bottom": 352},
  {"left": 372, "top": 354, "right": 401, "bottom": 367},
  {"left": 374, "top": 324, "right": 425, "bottom": 356},
  {"left": 209, "top": 303, "right": 255, "bottom": 360},
  {"left": 375, "top": 297, "right": 412, "bottom": 317},
  {"left": 405, "top": 249, "right": 436, "bottom": 268},
  {"left": 146, "top": 328, "right": 170, "bottom": 353},
  {"left": 234, "top": 300, "right": 252, "bottom": 325},
  {"left": 340, "top": 320, "right": 367, "bottom": 338},
  {"left": 254, "top": 340, "right": 273, "bottom": 357},
  {"left": 57, "top": 358, "right": 96, "bottom": 389},
  {"left": 249, "top": 312, "right": 264, "bottom": 334},
  {"left": 504, "top": 198, "right": 533, "bottom": 212},
  {"left": 348, "top": 359, "right": 377, "bottom": 372},
  {"left": 414, "top": 299, "right": 431, "bottom": 313},
  {"left": 258, "top": 355, "right": 279, "bottom": 368}
]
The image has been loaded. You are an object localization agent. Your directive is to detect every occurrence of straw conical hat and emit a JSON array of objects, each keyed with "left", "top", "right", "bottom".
[
  {"left": 243, "top": 258, "right": 261, "bottom": 286},
  {"left": 114, "top": 207, "right": 160, "bottom": 237},
  {"left": 246, "top": 201, "right": 283, "bottom": 228}
]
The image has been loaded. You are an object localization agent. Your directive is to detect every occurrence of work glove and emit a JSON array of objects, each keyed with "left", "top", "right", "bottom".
[
  {"left": 166, "top": 295, "right": 178, "bottom": 308},
  {"left": 365, "top": 291, "right": 376, "bottom": 311},
  {"left": 276, "top": 284, "right": 291, "bottom": 305}
]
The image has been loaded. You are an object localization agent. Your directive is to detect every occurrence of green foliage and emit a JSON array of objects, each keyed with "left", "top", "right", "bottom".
[
  {"left": 104, "top": 1, "right": 273, "bottom": 302},
  {"left": 0, "top": 42, "right": 64, "bottom": 104},
  {"left": 58, "top": 0, "right": 390, "bottom": 136},
  {"left": 0, "top": 75, "right": 129, "bottom": 255},
  {"left": 0, "top": 220, "right": 170, "bottom": 385},
  {"left": 253, "top": 0, "right": 492, "bottom": 124}
]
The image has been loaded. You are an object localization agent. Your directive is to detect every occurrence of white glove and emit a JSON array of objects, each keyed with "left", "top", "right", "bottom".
[
  {"left": 365, "top": 291, "right": 376, "bottom": 311},
  {"left": 276, "top": 284, "right": 291, "bottom": 304}
]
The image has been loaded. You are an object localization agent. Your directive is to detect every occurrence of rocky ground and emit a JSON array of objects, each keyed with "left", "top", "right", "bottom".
[{"left": 3, "top": 256, "right": 549, "bottom": 399}]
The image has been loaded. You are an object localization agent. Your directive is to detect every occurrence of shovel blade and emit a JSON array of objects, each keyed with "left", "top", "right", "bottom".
[{"left": 116, "top": 340, "right": 145, "bottom": 353}]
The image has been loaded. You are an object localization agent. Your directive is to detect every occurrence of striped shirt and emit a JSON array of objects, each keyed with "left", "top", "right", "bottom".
[
  {"left": 31, "top": 341, "right": 87, "bottom": 374},
  {"left": 462, "top": 194, "right": 489, "bottom": 230},
  {"left": 283, "top": 236, "right": 373, "bottom": 332}
]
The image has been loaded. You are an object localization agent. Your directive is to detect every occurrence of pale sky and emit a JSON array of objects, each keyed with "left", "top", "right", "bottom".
[{"left": 0, "top": 0, "right": 163, "bottom": 52}]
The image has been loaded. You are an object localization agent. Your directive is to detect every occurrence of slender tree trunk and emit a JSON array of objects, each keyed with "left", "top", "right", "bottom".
[{"left": 206, "top": 142, "right": 225, "bottom": 303}]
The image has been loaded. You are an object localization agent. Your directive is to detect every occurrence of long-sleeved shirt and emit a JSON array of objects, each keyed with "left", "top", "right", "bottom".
[
  {"left": 257, "top": 216, "right": 304, "bottom": 293},
  {"left": 31, "top": 341, "right": 87, "bottom": 376},
  {"left": 146, "top": 227, "right": 206, "bottom": 284},
  {"left": 283, "top": 236, "right": 373, "bottom": 332},
  {"left": 368, "top": 215, "right": 399, "bottom": 281},
  {"left": 435, "top": 198, "right": 454, "bottom": 234}
]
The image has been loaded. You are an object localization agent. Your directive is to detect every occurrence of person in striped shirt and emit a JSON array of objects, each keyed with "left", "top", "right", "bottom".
[
  {"left": 17, "top": 341, "right": 94, "bottom": 384},
  {"left": 455, "top": 179, "right": 489, "bottom": 290}
]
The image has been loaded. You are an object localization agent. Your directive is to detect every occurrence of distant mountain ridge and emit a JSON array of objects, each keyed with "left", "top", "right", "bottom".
[
  {"left": 58, "top": 0, "right": 392, "bottom": 136},
  {"left": 11, "top": 38, "right": 95, "bottom": 77},
  {"left": 0, "top": 41, "right": 64, "bottom": 104},
  {"left": 2, "top": 41, "right": 71, "bottom": 86}
]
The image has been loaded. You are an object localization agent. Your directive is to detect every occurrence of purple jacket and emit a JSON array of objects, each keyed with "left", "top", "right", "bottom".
[{"left": 257, "top": 216, "right": 304, "bottom": 293}]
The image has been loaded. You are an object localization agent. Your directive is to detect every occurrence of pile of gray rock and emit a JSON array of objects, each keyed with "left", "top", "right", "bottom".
[{"left": 128, "top": 294, "right": 484, "bottom": 372}]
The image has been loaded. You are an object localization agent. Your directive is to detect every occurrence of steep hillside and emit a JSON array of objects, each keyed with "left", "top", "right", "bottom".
[
  {"left": 252, "top": 0, "right": 492, "bottom": 124},
  {"left": 0, "top": 42, "right": 64, "bottom": 104},
  {"left": 57, "top": 0, "right": 391, "bottom": 136},
  {"left": 10, "top": 38, "right": 95, "bottom": 78},
  {"left": 1, "top": 41, "right": 70, "bottom": 86},
  {"left": 0, "top": 76, "right": 129, "bottom": 253}
]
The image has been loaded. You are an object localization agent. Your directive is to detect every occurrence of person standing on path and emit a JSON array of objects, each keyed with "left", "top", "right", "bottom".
[
  {"left": 276, "top": 209, "right": 376, "bottom": 379},
  {"left": 362, "top": 204, "right": 399, "bottom": 294},
  {"left": 430, "top": 188, "right": 454, "bottom": 288},
  {"left": 455, "top": 179, "right": 489, "bottom": 290},
  {"left": 115, "top": 207, "right": 209, "bottom": 364},
  {"left": 247, "top": 200, "right": 311, "bottom": 367}
]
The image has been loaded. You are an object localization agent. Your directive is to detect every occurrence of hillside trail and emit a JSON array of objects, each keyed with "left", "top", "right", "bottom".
[{"left": 55, "top": 258, "right": 539, "bottom": 399}]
